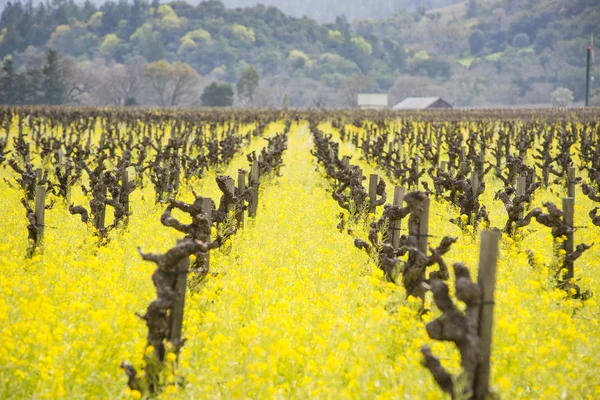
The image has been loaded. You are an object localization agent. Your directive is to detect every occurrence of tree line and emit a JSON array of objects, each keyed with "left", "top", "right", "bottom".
[{"left": 0, "top": 48, "right": 261, "bottom": 107}]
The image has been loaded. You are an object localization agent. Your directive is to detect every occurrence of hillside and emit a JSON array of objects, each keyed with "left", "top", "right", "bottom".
[
  {"left": 0, "top": 0, "right": 598, "bottom": 107},
  {"left": 2, "top": 0, "right": 463, "bottom": 22}
]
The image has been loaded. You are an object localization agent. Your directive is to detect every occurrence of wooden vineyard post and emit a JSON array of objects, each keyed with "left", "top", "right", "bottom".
[
  {"left": 437, "top": 161, "right": 447, "bottom": 194},
  {"left": 391, "top": 186, "right": 405, "bottom": 248},
  {"left": 567, "top": 167, "right": 576, "bottom": 199},
  {"left": 200, "top": 198, "right": 213, "bottom": 271},
  {"left": 418, "top": 197, "right": 430, "bottom": 254},
  {"left": 249, "top": 161, "right": 259, "bottom": 218},
  {"left": 35, "top": 169, "right": 46, "bottom": 243},
  {"left": 397, "top": 145, "right": 402, "bottom": 165},
  {"left": 471, "top": 169, "right": 479, "bottom": 197},
  {"left": 440, "top": 160, "right": 448, "bottom": 173},
  {"left": 226, "top": 177, "right": 236, "bottom": 213},
  {"left": 57, "top": 149, "right": 65, "bottom": 171},
  {"left": 562, "top": 197, "right": 574, "bottom": 280},
  {"left": 474, "top": 230, "right": 500, "bottom": 400},
  {"left": 369, "top": 174, "right": 378, "bottom": 213},
  {"left": 168, "top": 246, "right": 189, "bottom": 348},
  {"left": 517, "top": 175, "right": 526, "bottom": 219},
  {"left": 237, "top": 170, "right": 246, "bottom": 227},
  {"left": 161, "top": 169, "right": 170, "bottom": 202},
  {"left": 173, "top": 156, "right": 181, "bottom": 193},
  {"left": 342, "top": 156, "right": 350, "bottom": 169},
  {"left": 414, "top": 156, "right": 420, "bottom": 189},
  {"left": 97, "top": 186, "right": 107, "bottom": 231},
  {"left": 122, "top": 170, "right": 130, "bottom": 215}
]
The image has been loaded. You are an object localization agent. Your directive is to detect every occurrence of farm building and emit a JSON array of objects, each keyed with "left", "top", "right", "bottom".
[
  {"left": 392, "top": 97, "right": 453, "bottom": 110},
  {"left": 357, "top": 93, "right": 389, "bottom": 109}
]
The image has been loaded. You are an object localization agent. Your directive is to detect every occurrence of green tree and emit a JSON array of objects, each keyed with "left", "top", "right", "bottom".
[
  {"left": 512, "top": 33, "right": 530, "bottom": 48},
  {"left": 469, "top": 30, "right": 486, "bottom": 55},
  {"left": 131, "top": 24, "right": 165, "bottom": 62},
  {"left": 534, "top": 29, "right": 558, "bottom": 54},
  {"left": 466, "top": 0, "right": 478, "bottom": 18},
  {"left": 0, "top": 58, "right": 22, "bottom": 104},
  {"left": 41, "top": 49, "right": 67, "bottom": 105},
  {"left": 201, "top": 82, "right": 234, "bottom": 107},
  {"left": 236, "top": 65, "right": 259, "bottom": 103}
]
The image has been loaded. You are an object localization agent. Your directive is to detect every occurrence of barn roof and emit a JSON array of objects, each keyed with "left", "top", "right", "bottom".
[{"left": 392, "top": 97, "right": 450, "bottom": 109}]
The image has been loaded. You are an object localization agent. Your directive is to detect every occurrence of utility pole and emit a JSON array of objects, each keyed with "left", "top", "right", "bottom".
[{"left": 585, "top": 35, "right": 594, "bottom": 107}]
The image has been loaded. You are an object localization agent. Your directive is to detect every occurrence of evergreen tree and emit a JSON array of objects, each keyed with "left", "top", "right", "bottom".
[
  {"left": 0, "top": 58, "right": 20, "bottom": 104},
  {"left": 42, "top": 49, "right": 67, "bottom": 105},
  {"left": 201, "top": 82, "right": 234, "bottom": 107},
  {"left": 236, "top": 65, "right": 260, "bottom": 103},
  {"left": 466, "top": 0, "right": 478, "bottom": 18},
  {"left": 23, "top": 66, "right": 43, "bottom": 104}
]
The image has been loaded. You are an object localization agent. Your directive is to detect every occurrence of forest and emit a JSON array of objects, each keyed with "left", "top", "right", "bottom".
[{"left": 0, "top": 0, "right": 598, "bottom": 108}]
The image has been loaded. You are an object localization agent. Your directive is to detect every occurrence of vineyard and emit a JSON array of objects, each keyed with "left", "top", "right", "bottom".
[{"left": 0, "top": 107, "right": 599, "bottom": 399}]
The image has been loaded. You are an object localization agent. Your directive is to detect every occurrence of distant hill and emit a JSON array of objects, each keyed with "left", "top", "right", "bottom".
[
  {"left": 221, "top": 0, "right": 463, "bottom": 22},
  {"left": 1, "top": 0, "right": 463, "bottom": 22},
  {"left": 0, "top": 0, "right": 597, "bottom": 108}
]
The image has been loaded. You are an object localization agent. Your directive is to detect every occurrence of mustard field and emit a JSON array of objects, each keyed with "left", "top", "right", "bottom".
[{"left": 0, "top": 109, "right": 599, "bottom": 399}]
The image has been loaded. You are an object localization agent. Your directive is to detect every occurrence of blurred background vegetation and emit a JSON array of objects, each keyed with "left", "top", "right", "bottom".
[{"left": 0, "top": 0, "right": 598, "bottom": 107}]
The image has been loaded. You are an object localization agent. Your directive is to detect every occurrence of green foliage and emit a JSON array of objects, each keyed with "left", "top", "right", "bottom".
[
  {"left": 288, "top": 50, "right": 310, "bottom": 70},
  {"left": 534, "top": 29, "right": 558, "bottom": 54},
  {"left": 512, "top": 33, "right": 530, "bottom": 48},
  {"left": 42, "top": 49, "right": 67, "bottom": 105},
  {"left": 100, "top": 34, "right": 122, "bottom": 58},
  {"left": 0, "top": 0, "right": 597, "bottom": 106},
  {"left": 131, "top": 24, "right": 164, "bottom": 62},
  {"left": 466, "top": 0, "right": 478, "bottom": 18},
  {"left": 201, "top": 82, "right": 234, "bottom": 107},
  {"left": 236, "top": 65, "right": 260, "bottom": 102},
  {"left": 469, "top": 30, "right": 486, "bottom": 55}
]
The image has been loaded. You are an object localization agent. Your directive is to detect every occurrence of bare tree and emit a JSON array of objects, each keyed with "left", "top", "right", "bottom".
[
  {"left": 339, "top": 74, "right": 373, "bottom": 107},
  {"left": 61, "top": 57, "right": 98, "bottom": 105},
  {"left": 144, "top": 60, "right": 201, "bottom": 107},
  {"left": 95, "top": 63, "right": 145, "bottom": 106}
]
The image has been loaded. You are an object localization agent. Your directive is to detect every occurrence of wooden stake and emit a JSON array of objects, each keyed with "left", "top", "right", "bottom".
[
  {"left": 168, "top": 244, "right": 189, "bottom": 346},
  {"left": 562, "top": 197, "right": 574, "bottom": 280},
  {"left": 517, "top": 175, "right": 526, "bottom": 219},
  {"left": 35, "top": 182, "right": 46, "bottom": 243},
  {"left": 226, "top": 177, "right": 235, "bottom": 213},
  {"left": 391, "top": 186, "right": 405, "bottom": 248},
  {"left": 97, "top": 186, "right": 107, "bottom": 230},
  {"left": 567, "top": 167, "right": 576, "bottom": 199},
  {"left": 474, "top": 230, "right": 500, "bottom": 400},
  {"left": 369, "top": 174, "right": 378, "bottom": 213},
  {"left": 414, "top": 156, "right": 420, "bottom": 189},
  {"left": 174, "top": 156, "right": 181, "bottom": 193},
  {"left": 250, "top": 161, "right": 259, "bottom": 184},
  {"left": 122, "top": 170, "right": 130, "bottom": 215},
  {"left": 237, "top": 171, "right": 246, "bottom": 227},
  {"left": 471, "top": 170, "right": 479, "bottom": 215},
  {"left": 418, "top": 197, "right": 430, "bottom": 254},
  {"left": 342, "top": 156, "right": 350, "bottom": 169},
  {"left": 440, "top": 161, "right": 448, "bottom": 173},
  {"left": 198, "top": 198, "right": 213, "bottom": 271}
]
